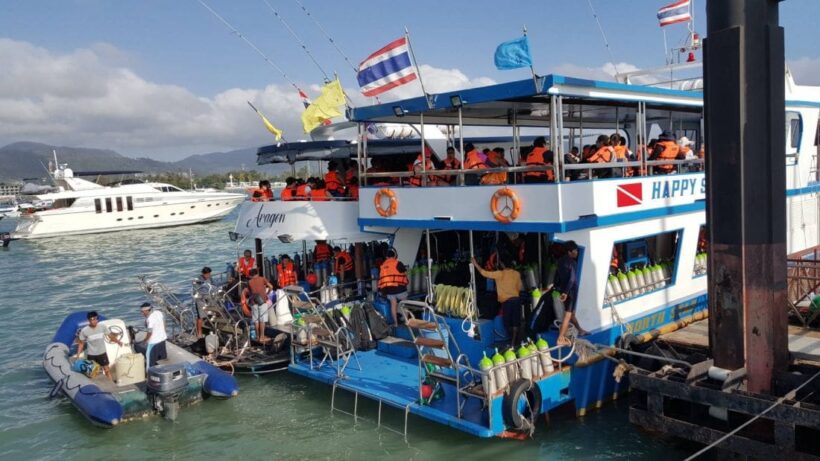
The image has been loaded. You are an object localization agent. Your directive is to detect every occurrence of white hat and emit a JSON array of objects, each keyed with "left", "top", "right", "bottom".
[{"left": 678, "top": 136, "right": 694, "bottom": 146}]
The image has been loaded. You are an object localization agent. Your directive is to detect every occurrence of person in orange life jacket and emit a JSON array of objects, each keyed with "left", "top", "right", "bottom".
[
  {"left": 347, "top": 176, "right": 359, "bottom": 200},
  {"left": 378, "top": 248, "right": 409, "bottom": 325},
  {"left": 481, "top": 147, "right": 510, "bottom": 185},
  {"left": 294, "top": 179, "right": 310, "bottom": 200},
  {"left": 314, "top": 240, "right": 333, "bottom": 263},
  {"left": 610, "top": 247, "right": 620, "bottom": 275},
  {"left": 678, "top": 136, "right": 697, "bottom": 172},
  {"left": 258, "top": 180, "right": 274, "bottom": 201},
  {"left": 333, "top": 246, "right": 354, "bottom": 283},
  {"left": 325, "top": 161, "right": 345, "bottom": 197},
  {"left": 524, "top": 136, "right": 555, "bottom": 183},
  {"left": 345, "top": 161, "right": 358, "bottom": 185},
  {"left": 366, "top": 158, "right": 387, "bottom": 186},
  {"left": 587, "top": 134, "right": 616, "bottom": 178},
  {"left": 281, "top": 177, "right": 297, "bottom": 201},
  {"left": 649, "top": 131, "right": 684, "bottom": 174},
  {"left": 463, "top": 143, "right": 487, "bottom": 186},
  {"left": 564, "top": 146, "right": 581, "bottom": 181},
  {"left": 277, "top": 254, "right": 298, "bottom": 288},
  {"left": 247, "top": 268, "right": 273, "bottom": 343},
  {"left": 238, "top": 249, "right": 255, "bottom": 280},
  {"left": 554, "top": 240, "right": 589, "bottom": 346},
  {"left": 409, "top": 147, "right": 438, "bottom": 187},
  {"left": 441, "top": 146, "right": 461, "bottom": 184},
  {"left": 310, "top": 179, "right": 330, "bottom": 201}
]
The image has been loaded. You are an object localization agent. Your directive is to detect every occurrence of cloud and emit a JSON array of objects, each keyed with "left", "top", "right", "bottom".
[{"left": 0, "top": 39, "right": 495, "bottom": 160}]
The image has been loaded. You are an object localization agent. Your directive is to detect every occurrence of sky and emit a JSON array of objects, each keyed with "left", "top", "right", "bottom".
[{"left": 1, "top": 0, "right": 819, "bottom": 160}]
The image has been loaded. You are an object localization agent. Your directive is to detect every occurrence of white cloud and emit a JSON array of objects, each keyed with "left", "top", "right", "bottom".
[{"left": 0, "top": 39, "right": 495, "bottom": 160}]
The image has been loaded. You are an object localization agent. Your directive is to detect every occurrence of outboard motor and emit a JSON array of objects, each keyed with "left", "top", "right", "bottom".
[{"left": 146, "top": 363, "right": 189, "bottom": 421}]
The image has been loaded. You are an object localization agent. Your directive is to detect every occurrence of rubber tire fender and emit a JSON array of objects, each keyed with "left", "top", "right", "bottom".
[{"left": 502, "top": 378, "right": 542, "bottom": 430}]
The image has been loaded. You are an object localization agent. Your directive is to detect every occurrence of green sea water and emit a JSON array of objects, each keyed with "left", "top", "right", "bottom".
[{"left": 0, "top": 213, "right": 693, "bottom": 460}]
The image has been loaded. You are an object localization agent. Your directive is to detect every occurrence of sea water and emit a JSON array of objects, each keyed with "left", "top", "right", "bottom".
[{"left": 0, "top": 213, "right": 693, "bottom": 460}]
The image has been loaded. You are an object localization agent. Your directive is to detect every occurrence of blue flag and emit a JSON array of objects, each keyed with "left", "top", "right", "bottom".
[{"left": 494, "top": 36, "right": 532, "bottom": 70}]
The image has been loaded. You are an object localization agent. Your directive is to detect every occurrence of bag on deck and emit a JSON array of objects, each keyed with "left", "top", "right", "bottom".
[{"left": 363, "top": 303, "right": 390, "bottom": 340}]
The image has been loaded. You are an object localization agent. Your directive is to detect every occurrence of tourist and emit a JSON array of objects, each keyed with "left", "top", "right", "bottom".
[
  {"left": 325, "top": 161, "right": 345, "bottom": 197},
  {"left": 471, "top": 256, "right": 523, "bottom": 346},
  {"left": 258, "top": 180, "right": 274, "bottom": 201},
  {"left": 442, "top": 146, "right": 461, "bottom": 184},
  {"left": 193, "top": 266, "right": 215, "bottom": 337},
  {"left": 248, "top": 268, "right": 273, "bottom": 342},
  {"left": 378, "top": 248, "right": 409, "bottom": 325},
  {"left": 136, "top": 303, "right": 168, "bottom": 367},
  {"left": 554, "top": 241, "right": 588, "bottom": 346},
  {"left": 523, "top": 136, "right": 554, "bottom": 183},
  {"left": 75, "top": 311, "right": 121, "bottom": 380},
  {"left": 333, "top": 245, "right": 354, "bottom": 285},
  {"left": 463, "top": 143, "right": 487, "bottom": 186}
]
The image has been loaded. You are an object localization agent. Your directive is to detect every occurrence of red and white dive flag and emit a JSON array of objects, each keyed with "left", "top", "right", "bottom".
[
  {"left": 657, "top": 0, "right": 691, "bottom": 27},
  {"left": 357, "top": 37, "right": 418, "bottom": 97}
]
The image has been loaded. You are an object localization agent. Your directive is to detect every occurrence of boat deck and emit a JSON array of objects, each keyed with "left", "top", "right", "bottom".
[
  {"left": 659, "top": 319, "right": 820, "bottom": 364},
  {"left": 289, "top": 344, "right": 497, "bottom": 438}
]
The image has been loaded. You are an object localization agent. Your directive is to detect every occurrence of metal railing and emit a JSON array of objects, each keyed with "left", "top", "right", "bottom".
[{"left": 787, "top": 254, "right": 820, "bottom": 327}]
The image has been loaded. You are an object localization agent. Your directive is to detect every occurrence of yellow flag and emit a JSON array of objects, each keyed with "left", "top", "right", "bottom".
[
  {"left": 260, "top": 114, "right": 283, "bottom": 141},
  {"left": 301, "top": 79, "right": 346, "bottom": 133}
]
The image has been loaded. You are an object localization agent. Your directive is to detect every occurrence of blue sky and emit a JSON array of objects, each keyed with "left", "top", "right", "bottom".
[{"left": 1, "top": 0, "right": 819, "bottom": 159}]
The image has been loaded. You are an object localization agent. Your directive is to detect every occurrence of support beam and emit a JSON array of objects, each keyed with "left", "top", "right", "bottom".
[{"left": 704, "top": 0, "right": 788, "bottom": 393}]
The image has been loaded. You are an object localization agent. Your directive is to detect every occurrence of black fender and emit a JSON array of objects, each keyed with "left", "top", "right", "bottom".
[{"left": 502, "top": 378, "right": 542, "bottom": 430}]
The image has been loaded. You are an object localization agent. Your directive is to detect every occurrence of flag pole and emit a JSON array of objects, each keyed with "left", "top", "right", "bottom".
[
  {"left": 405, "top": 26, "right": 432, "bottom": 109},
  {"left": 247, "top": 101, "right": 287, "bottom": 143},
  {"left": 523, "top": 25, "right": 538, "bottom": 92}
]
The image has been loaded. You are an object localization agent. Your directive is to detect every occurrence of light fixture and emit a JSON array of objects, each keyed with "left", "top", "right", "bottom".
[
  {"left": 392, "top": 106, "right": 406, "bottom": 117},
  {"left": 228, "top": 231, "right": 242, "bottom": 241},
  {"left": 450, "top": 95, "right": 463, "bottom": 108}
]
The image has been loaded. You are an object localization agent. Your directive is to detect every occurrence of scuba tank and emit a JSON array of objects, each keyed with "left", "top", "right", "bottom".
[
  {"left": 269, "top": 257, "right": 279, "bottom": 286},
  {"left": 536, "top": 335, "right": 554, "bottom": 373},
  {"left": 420, "top": 265, "right": 429, "bottom": 295},
  {"left": 642, "top": 267, "right": 653, "bottom": 292},
  {"left": 492, "top": 348, "right": 508, "bottom": 391},
  {"left": 531, "top": 288, "right": 543, "bottom": 310},
  {"left": 661, "top": 262, "right": 672, "bottom": 282},
  {"left": 328, "top": 274, "right": 339, "bottom": 302},
  {"left": 479, "top": 351, "right": 496, "bottom": 396},
  {"left": 551, "top": 289, "right": 566, "bottom": 320},
  {"left": 370, "top": 267, "right": 379, "bottom": 294},
  {"left": 504, "top": 348, "right": 519, "bottom": 382},
  {"left": 651, "top": 264, "right": 664, "bottom": 289},
  {"left": 430, "top": 264, "right": 439, "bottom": 286},
  {"left": 617, "top": 271, "right": 631, "bottom": 299},
  {"left": 523, "top": 266, "right": 537, "bottom": 291},
  {"left": 225, "top": 262, "right": 236, "bottom": 279},
  {"left": 517, "top": 343, "right": 532, "bottom": 381},
  {"left": 527, "top": 340, "right": 540, "bottom": 378},
  {"left": 626, "top": 269, "right": 638, "bottom": 296},
  {"left": 546, "top": 262, "right": 557, "bottom": 287},
  {"left": 635, "top": 268, "right": 647, "bottom": 294},
  {"left": 607, "top": 274, "right": 622, "bottom": 302}
]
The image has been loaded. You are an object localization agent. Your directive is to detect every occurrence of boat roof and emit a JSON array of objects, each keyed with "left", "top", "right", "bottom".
[
  {"left": 256, "top": 136, "right": 542, "bottom": 165},
  {"left": 347, "top": 74, "right": 706, "bottom": 126}
]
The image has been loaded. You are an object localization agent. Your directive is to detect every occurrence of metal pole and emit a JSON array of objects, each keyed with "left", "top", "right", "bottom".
[
  {"left": 704, "top": 0, "right": 787, "bottom": 394},
  {"left": 425, "top": 229, "right": 433, "bottom": 304},
  {"left": 458, "top": 107, "right": 465, "bottom": 186},
  {"left": 468, "top": 230, "right": 477, "bottom": 313},
  {"left": 420, "top": 112, "right": 427, "bottom": 186}
]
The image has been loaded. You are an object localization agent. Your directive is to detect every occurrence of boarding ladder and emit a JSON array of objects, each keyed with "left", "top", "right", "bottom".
[
  {"left": 398, "top": 300, "right": 482, "bottom": 418},
  {"left": 283, "top": 285, "right": 360, "bottom": 377}
]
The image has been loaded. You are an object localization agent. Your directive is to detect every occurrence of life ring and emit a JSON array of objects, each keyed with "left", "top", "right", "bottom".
[
  {"left": 490, "top": 188, "right": 521, "bottom": 223},
  {"left": 502, "top": 379, "right": 542, "bottom": 431},
  {"left": 374, "top": 188, "right": 398, "bottom": 217}
]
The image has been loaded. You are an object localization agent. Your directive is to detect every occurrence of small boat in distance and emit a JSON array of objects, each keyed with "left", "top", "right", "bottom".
[{"left": 12, "top": 152, "right": 245, "bottom": 239}]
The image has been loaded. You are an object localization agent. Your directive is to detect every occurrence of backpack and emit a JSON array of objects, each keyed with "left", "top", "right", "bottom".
[{"left": 363, "top": 303, "right": 390, "bottom": 340}]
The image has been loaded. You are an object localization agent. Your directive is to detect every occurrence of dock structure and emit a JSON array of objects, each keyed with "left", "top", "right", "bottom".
[{"left": 628, "top": 0, "right": 820, "bottom": 458}]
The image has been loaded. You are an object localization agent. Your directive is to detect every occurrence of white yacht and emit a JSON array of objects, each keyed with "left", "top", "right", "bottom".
[{"left": 12, "top": 162, "right": 245, "bottom": 239}]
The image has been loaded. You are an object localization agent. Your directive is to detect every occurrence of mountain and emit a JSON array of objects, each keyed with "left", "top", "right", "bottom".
[{"left": 0, "top": 142, "right": 288, "bottom": 181}]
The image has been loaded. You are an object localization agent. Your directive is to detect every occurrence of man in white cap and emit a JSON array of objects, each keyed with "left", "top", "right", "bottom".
[
  {"left": 678, "top": 136, "right": 696, "bottom": 159},
  {"left": 135, "top": 302, "right": 168, "bottom": 367}
]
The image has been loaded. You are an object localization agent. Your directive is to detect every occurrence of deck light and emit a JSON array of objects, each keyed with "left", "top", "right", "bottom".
[
  {"left": 392, "top": 106, "right": 407, "bottom": 117},
  {"left": 450, "top": 95, "right": 463, "bottom": 108}
]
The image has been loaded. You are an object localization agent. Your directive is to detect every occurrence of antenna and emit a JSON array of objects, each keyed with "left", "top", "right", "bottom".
[{"left": 586, "top": 0, "right": 621, "bottom": 77}]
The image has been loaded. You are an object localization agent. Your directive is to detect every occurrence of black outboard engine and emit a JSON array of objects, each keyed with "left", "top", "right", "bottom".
[{"left": 146, "top": 363, "right": 188, "bottom": 420}]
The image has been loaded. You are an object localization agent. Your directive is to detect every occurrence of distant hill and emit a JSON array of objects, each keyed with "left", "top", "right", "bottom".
[{"left": 0, "top": 142, "right": 288, "bottom": 181}]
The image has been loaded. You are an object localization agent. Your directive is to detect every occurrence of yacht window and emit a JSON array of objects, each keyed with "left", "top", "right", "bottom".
[
  {"left": 786, "top": 111, "right": 802, "bottom": 162},
  {"left": 126, "top": 196, "right": 133, "bottom": 211},
  {"left": 116, "top": 197, "right": 123, "bottom": 212},
  {"left": 693, "top": 225, "right": 708, "bottom": 278},
  {"left": 105, "top": 198, "right": 112, "bottom": 213},
  {"left": 51, "top": 198, "right": 77, "bottom": 209},
  {"left": 94, "top": 198, "right": 102, "bottom": 214},
  {"left": 606, "top": 230, "right": 682, "bottom": 305}
]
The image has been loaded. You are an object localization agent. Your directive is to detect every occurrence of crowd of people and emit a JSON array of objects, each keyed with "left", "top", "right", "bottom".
[{"left": 250, "top": 160, "right": 359, "bottom": 202}]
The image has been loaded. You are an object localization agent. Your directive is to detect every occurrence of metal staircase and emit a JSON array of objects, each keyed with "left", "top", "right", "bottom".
[
  {"left": 283, "top": 285, "right": 360, "bottom": 377},
  {"left": 398, "top": 300, "right": 483, "bottom": 418}
]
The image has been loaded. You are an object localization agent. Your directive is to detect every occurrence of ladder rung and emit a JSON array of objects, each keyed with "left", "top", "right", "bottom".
[
  {"left": 301, "top": 315, "right": 322, "bottom": 323},
  {"left": 312, "top": 327, "right": 333, "bottom": 338},
  {"left": 406, "top": 319, "right": 437, "bottom": 330},
  {"left": 421, "top": 354, "right": 452, "bottom": 368},
  {"left": 427, "top": 371, "right": 457, "bottom": 383},
  {"left": 415, "top": 337, "right": 445, "bottom": 348}
]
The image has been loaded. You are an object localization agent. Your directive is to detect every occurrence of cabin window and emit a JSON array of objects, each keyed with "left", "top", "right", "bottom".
[
  {"left": 606, "top": 229, "right": 682, "bottom": 305},
  {"left": 94, "top": 198, "right": 102, "bottom": 213},
  {"left": 815, "top": 118, "right": 820, "bottom": 182},
  {"left": 105, "top": 198, "right": 112, "bottom": 213},
  {"left": 786, "top": 111, "right": 802, "bottom": 162},
  {"left": 116, "top": 197, "right": 123, "bottom": 212},
  {"left": 126, "top": 196, "right": 133, "bottom": 211},
  {"left": 693, "top": 225, "right": 708, "bottom": 277}
]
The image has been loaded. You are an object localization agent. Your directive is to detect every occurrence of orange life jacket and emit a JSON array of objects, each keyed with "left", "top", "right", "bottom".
[
  {"left": 378, "top": 258, "right": 408, "bottom": 289},
  {"left": 654, "top": 140, "right": 680, "bottom": 173},
  {"left": 348, "top": 184, "right": 359, "bottom": 200},
  {"left": 345, "top": 169, "right": 356, "bottom": 184},
  {"left": 464, "top": 150, "right": 487, "bottom": 170},
  {"left": 325, "top": 171, "right": 344, "bottom": 194},
  {"left": 281, "top": 187, "right": 295, "bottom": 201},
  {"left": 311, "top": 188, "right": 329, "bottom": 201},
  {"left": 249, "top": 188, "right": 265, "bottom": 202},
  {"left": 334, "top": 251, "right": 353, "bottom": 274},
  {"left": 481, "top": 151, "right": 509, "bottom": 185},
  {"left": 409, "top": 155, "right": 435, "bottom": 187},
  {"left": 613, "top": 145, "right": 628, "bottom": 161},
  {"left": 524, "top": 146, "right": 554, "bottom": 181},
  {"left": 589, "top": 146, "right": 614, "bottom": 163},
  {"left": 277, "top": 260, "right": 297, "bottom": 287},
  {"left": 314, "top": 243, "right": 333, "bottom": 261},
  {"left": 238, "top": 256, "right": 255, "bottom": 277},
  {"left": 295, "top": 184, "right": 309, "bottom": 199},
  {"left": 443, "top": 157, "right": 461, "bottom": 170}
]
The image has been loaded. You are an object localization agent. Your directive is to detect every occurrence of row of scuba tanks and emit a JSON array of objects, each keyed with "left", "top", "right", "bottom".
[
  {"left": 407, "top": 261, "right": 555, "bottom": 296},
  {"left": 605, "top": 262, "right": 673, "bottom": 303},
  {"left": 477, "top": 337, "right": 555, "bottom": 396},
  {"left": 693, "top": 251, "right": 708, "bottom": 276}
]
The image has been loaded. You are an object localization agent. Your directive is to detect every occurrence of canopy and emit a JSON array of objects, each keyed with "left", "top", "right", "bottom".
[{"left": 233, "top": 201, "right": 389, "bottom": 243}]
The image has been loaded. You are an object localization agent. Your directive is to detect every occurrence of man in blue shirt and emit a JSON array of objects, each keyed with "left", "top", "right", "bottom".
[{"left": 554, "top": 241, "right": 588, "bottom": 345}]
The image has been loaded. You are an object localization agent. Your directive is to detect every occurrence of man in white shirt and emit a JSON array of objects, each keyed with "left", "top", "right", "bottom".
[{"left": 135, "top": 302, "right": 168, "bottom": 367}]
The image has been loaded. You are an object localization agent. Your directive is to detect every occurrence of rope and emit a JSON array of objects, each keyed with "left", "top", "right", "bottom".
[
  {"left": 293, "top": 0, "right": 358, "bottom": 75},
  {"left": 684, "top": 370, "right": 820, "bottom": 460},
  {"left": 585, "top": 0, "right": 621, "bottom": 77},
  {"left": 261, "top": 0, "right": 331, "bottom": 82},
  {"left": 196, "top": 0, "right": 306, "bottom": 94}
]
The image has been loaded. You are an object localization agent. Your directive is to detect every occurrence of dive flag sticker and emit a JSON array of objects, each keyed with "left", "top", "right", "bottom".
[{"left": 616, "top": 183, "right": 643, "bottom": 207}]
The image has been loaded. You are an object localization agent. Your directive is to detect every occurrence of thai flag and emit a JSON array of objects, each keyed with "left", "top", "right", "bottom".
[
  {"left": 657, "top": 0, "right": 691, "bottom": 27},
  {"left": 357, "top": 37, "right": 418, "bottom": 97}
]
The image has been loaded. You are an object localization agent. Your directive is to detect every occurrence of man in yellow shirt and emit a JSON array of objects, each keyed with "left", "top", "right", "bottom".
[{"left": 472, "top": 256, "right": 522, "bottom": 346}]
